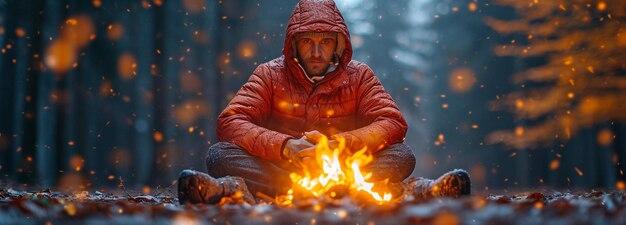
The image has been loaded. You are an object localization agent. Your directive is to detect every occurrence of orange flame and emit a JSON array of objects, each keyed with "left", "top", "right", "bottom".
[{"left": 279, "top": 136, "right": 392, "bottom": 205}]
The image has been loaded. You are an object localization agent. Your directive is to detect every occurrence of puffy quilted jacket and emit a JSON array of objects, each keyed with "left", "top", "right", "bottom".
[{"left": 217, "top": 0, "right": 407, "bottom": 160}]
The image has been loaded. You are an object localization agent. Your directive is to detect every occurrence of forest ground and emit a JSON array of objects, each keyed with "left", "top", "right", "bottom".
[{"left": 1, "top": 187, "right": 625, "bottom": 225}]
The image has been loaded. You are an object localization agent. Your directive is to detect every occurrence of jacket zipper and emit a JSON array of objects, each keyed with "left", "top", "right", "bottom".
[
  {"left": 296, "top": 62, "right": 318, "bottom": 130},
  {"left": 294, "top": 60, "right": 340, "bottom": 132}
]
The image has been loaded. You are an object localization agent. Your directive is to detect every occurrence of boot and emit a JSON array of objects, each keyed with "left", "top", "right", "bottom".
[
  {"left": 405, "top": 169, "right": 471, "bottom": 201},
  {"left": 177, "top": 169, "right": 256, "bottom": 205}
]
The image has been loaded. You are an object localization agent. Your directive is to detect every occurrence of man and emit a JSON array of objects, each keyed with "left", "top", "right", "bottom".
[{"left": 178, "top": 0, "right": 470, "bottom": 204}]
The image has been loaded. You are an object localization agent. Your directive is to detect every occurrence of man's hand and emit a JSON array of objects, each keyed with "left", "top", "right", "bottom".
[
  {"left": 304, "top": 130, "right": 339, "bottom": 149},
  {"left": 283, "top": 130, "right": 341, "bottom": 168},
  {"left": 282, "top": 136, "right": 316, "bottom": 166}
]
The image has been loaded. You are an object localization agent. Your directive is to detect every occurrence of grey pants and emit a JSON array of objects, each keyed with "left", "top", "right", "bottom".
[{"left": 205, "top": 142, "right": 416, "bottom": 197}]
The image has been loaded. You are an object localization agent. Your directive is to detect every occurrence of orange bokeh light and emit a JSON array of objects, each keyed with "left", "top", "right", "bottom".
[
  {"left": 182, "top": 0, "right": 206, "bottom": 13},
  {"left": 468, "top": 2, "right": 477, "bottom": 12},
  {"left": 61, "top": 15, "right": 95, "bottom": 48},
  {"left": 448, "top": 68, "right": 477, "bottom": 93},
  {"left": 238, "top": 41, "right": 258, "bottom": 59},
  {"left": 617, "top": 181, "right": 625, "bottom": 191},
  {"left": 179, "top": 72, "right": 203, "bottom": 93},
  {"left": 15, "top": 27, "right": 26, "bottom": 37},
  {"left": 118, "top": 53, "right": 137, "bottom": 80},
  {"left": 173, "top": 100, "right": 210, "bottom": 126},
  {"left": 153, "top": 131, "right": 164, "bottom": 143},
  {"left": 597, "top": 2, "right": 607, "bottom": 11},
  {"left": 107, "top": 23, "right": 124, "bottom": 41},
  {"left": 69, "top": 155, "right": 85, "bottom": 172},
  {"left": 44, "top": 39, "right": 77, "bottom": 74},
  {"left": 597, "top": 128, "right": 614, "bottom": 147},
  {"left": 549, "top": 160, "right": 560, "bottom": 170}
]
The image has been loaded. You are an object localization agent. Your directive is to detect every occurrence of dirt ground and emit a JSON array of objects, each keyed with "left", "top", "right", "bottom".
[{"left": 1, "top": 187, "right": 625, "bottom": 225}]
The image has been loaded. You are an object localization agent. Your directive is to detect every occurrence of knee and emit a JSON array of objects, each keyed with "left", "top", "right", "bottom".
[
  {"left": 388, "top": 142, "right": 415, "bottom": 161},
  {"left": 205, "top": 142, "right": 238, "bottom": 175},
  {"left": 388, "top": 143, "right": 416, "bottom": 180},
  {"left": 205, "top": 142, "right": 224, "bottom": 164}
]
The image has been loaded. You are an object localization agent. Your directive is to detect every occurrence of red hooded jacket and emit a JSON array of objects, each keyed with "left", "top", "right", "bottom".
[{"left": 217, "top": 0, "right": 408, "bottom": 160}]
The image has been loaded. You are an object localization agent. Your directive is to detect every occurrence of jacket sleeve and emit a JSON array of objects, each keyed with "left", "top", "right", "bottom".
[
  {"left": 216, "top": 64, "right": 294, "bottom": 160},
  {"left": 332, "top": 65, "right": 408, "bottom": 153}
]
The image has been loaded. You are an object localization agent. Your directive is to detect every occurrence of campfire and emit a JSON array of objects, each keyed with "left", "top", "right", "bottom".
[{"left": 277, "top": 136, "right": 393, "bottom": 205}]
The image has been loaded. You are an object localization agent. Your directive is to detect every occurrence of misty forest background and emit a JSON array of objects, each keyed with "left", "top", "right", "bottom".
[{"left": 1, "top": 0, "right": 625, "bottom": 193}]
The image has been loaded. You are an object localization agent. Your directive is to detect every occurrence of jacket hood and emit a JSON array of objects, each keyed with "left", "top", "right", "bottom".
[{"left": 283, "top": 0, "right": 352, "bottom": 86}]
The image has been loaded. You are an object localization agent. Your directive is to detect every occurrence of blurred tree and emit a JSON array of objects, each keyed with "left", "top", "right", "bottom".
[
  {"left": 486, "top": 0, "right": 626, "bottom": 149},
  {"left": 0, "top": 0, "right": 294, "bottom": 190},
  {"left": 338, "top": 0, "right": 438, "bottom": 177},
  {"left": 423, "top": 0, "right": 536, "bottom": 190}
]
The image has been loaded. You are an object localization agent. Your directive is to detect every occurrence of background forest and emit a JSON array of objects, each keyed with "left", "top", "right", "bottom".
[{"left": 1, "top": 0, "right": 625, "bottom": 193}]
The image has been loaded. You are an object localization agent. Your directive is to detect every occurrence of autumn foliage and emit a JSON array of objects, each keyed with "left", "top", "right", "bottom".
[{"left": 486, "top": 0, "right": 626, "bottom": 149}]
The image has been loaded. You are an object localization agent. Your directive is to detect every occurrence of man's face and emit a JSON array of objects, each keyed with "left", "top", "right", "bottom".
[{"left": 295, "top": 32, "right": 337, "bottom": 77}]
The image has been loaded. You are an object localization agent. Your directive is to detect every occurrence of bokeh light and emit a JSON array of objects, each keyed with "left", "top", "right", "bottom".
[
  {"left": 173, "top": 100, "right": 210, "bottom": 126},
  {"left": 448, "top": 68, "right": 477, "bottom": 93},
  {"left": 117, "top": 53, "right": 137, "bottom": 80},
  {"left": 43, "top": 15, "right": 95, "bottom": 75},
  {"left": 57, "top": 173, "right": 88, "bottom": 192},
  {"left": 179, "top": 71, "right": 203, "bottom": 93},
  {"left": 597, "top": 128, "right": 614, "bottom": 147},
  {"left": 69, "top": 155, "right": 85, "bottom": 172},
  {"left": 61, "top": 15, "right": 95, "bottom": 47},
  {"left": 238, "top": 41, "right": 258, "bottom": 59},
  {"left": 182, "top": 0, "right": 206, "bottom": 14},
  {"left": 92, "top": 0, "right": 101, "bottom": 8},
  {"left": 44, "top": 40, "right": 77, "bottom": 74},
  {"left": 107, "top": 23, "right": 124, "bottom": 41}
]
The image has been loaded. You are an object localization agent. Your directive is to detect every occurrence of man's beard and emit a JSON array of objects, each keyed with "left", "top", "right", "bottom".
[
  {"left": 300, "top": 56, "right": 332, "bottom": 77},
  {"left": 304, "top": 62, "right": 330, "bottom": 77}
]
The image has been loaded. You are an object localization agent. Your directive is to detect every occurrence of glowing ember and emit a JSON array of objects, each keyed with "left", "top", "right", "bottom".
[
  {"left": 279, "top": 136, "right": 392, "bottom": 205},
  {"left": 575, "top": 167, "right": 584, "bottom": 176}
]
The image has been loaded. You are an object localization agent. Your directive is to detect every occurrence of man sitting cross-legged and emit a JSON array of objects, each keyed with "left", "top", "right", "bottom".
[{"left": 177, "top": 0, "right": 470, "bottom": 205}]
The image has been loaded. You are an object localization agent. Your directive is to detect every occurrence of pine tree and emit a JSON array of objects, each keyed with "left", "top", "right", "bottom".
[{"left": 486, "top": 0, "right": 626, "bottom": 149}]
